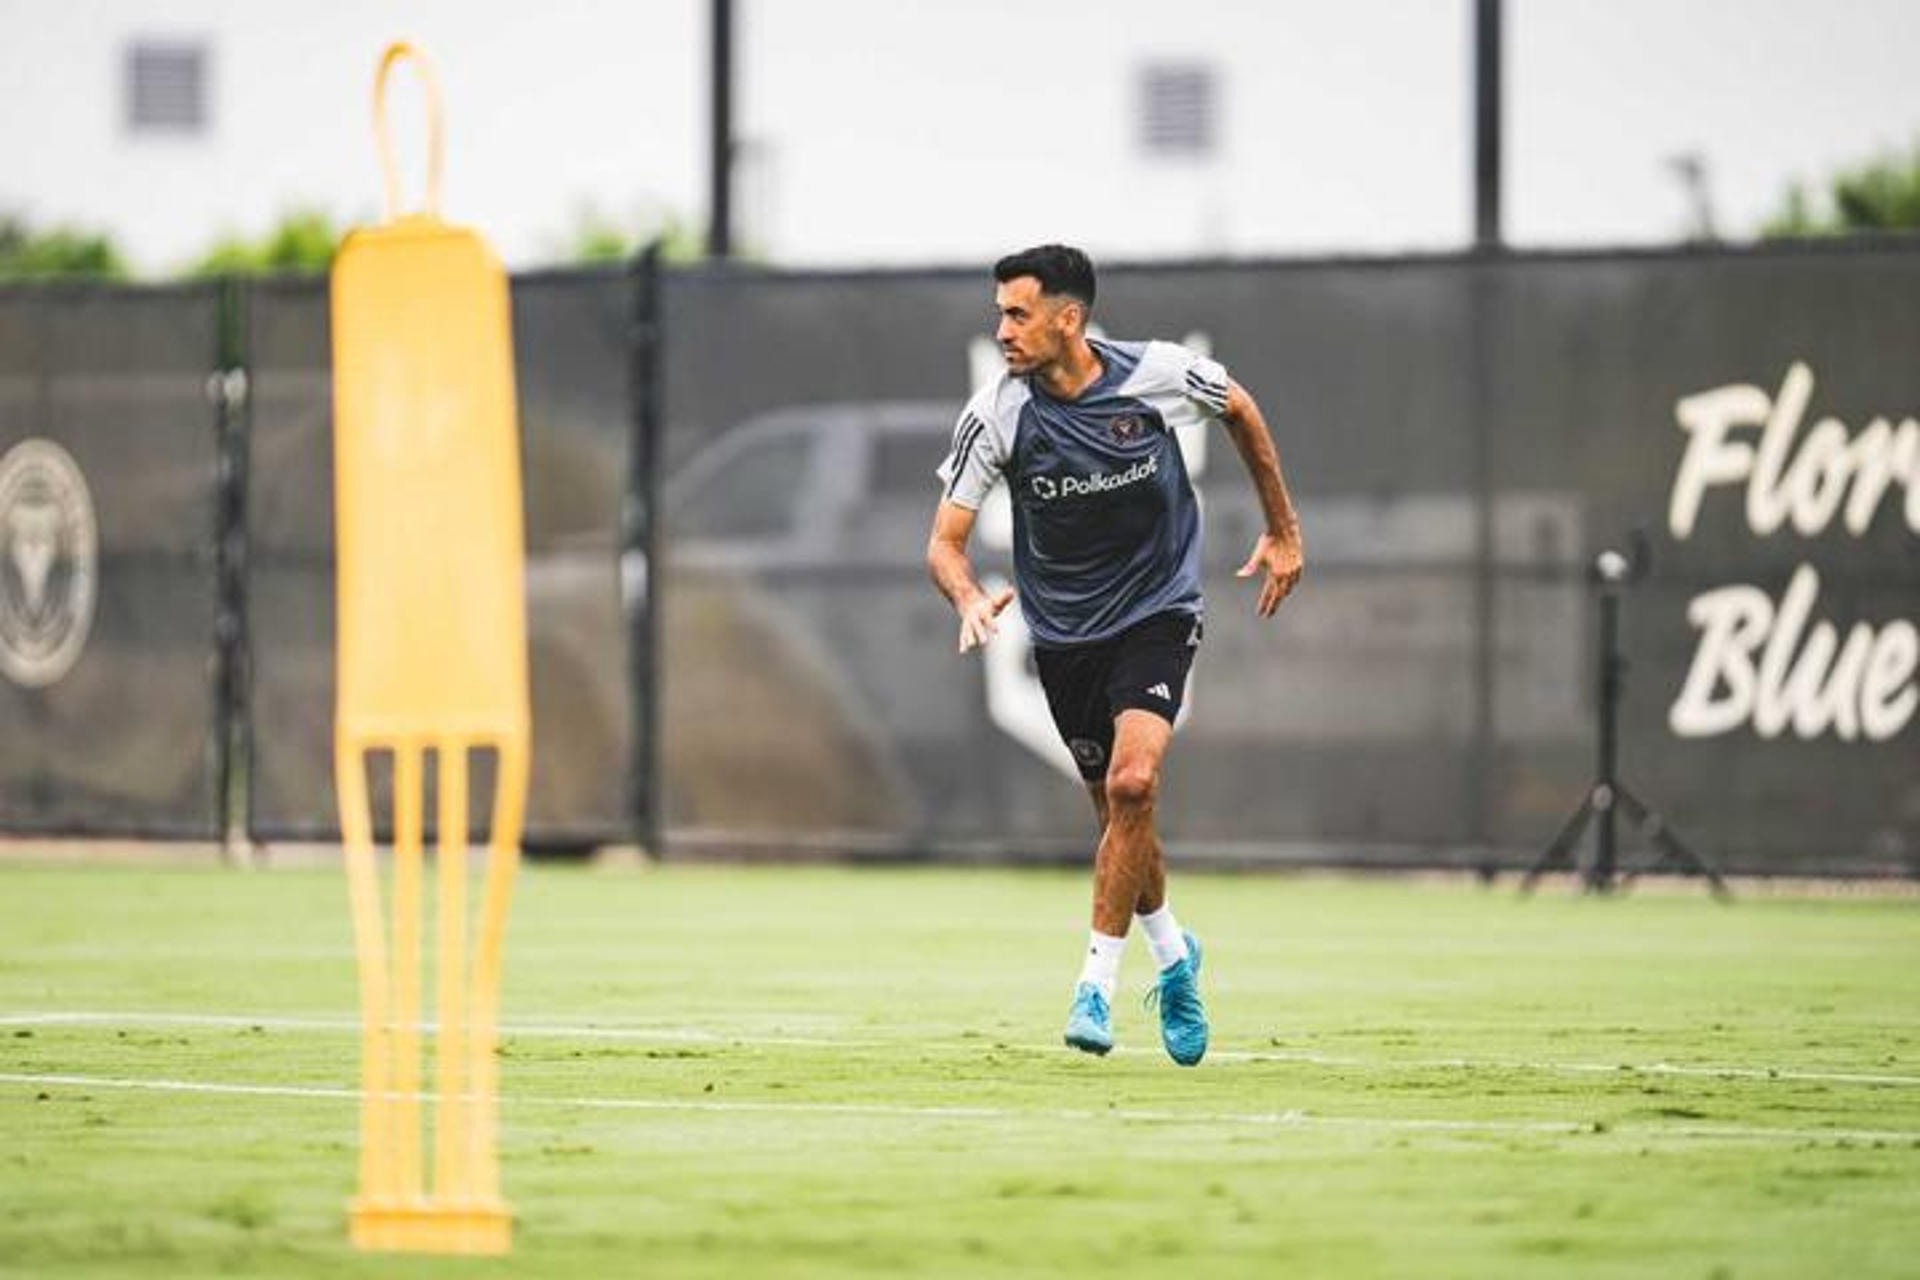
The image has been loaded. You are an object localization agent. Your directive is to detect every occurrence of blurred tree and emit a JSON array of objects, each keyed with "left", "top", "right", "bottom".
[
  {"left": 569, "top": 210, "right": 636, "bottom": 265},
  {"left": 0, "top": 215, "right": 130, "bottom": 281},
  {"left": 1764, "top": 141, "right": 1920, "bottom": 237},
  {"left": 558, "top": 204, "right": 729, "bottom": 266},
  {"left": 186, "top": 209, "right": 338, "bottom": 277}
]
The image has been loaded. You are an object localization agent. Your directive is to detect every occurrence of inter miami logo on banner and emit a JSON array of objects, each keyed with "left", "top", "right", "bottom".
[{"left": 0, "top": 439, "right": 97, "bottom": 688}]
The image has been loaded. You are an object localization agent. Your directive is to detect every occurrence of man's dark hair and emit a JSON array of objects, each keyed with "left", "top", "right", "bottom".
[{"left": 994, "top": 244, "right": 1096, "bottom": 311}]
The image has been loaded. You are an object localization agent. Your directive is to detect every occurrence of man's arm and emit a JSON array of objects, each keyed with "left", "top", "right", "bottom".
[
  {"left": 1220, "top": 379, "right": 1304, "bottom": 617},
  {"left": 927, "top": 500, "right": 1016, "bottom": 652}
]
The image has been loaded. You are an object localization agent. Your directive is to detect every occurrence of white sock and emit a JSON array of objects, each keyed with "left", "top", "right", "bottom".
[
  {"left": 1137, "top": 904, "right": 1190, "bottom": 970},
  {"left": 1077, "top": 931, "right": 1126, "bottom": 999}
]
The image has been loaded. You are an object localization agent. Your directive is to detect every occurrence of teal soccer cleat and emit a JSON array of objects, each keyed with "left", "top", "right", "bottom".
[
  {"left": 1148, "top": 931, "right": 1208, "bottom": 1066},
  {"left": 1063, "top": 981, "right": 1113, "bottom": 1056}
]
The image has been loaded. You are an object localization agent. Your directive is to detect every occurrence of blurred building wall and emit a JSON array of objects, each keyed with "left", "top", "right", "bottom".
[{"left": 13, "top": 1, "right": 1918, "bottom": 276}]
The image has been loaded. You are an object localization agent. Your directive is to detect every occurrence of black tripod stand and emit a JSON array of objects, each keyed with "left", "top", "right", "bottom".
[{"left": 1520, "top": 548, "right": 1730, "bottom": 900}]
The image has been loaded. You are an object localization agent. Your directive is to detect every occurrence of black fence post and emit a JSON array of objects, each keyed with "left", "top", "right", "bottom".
[
  {"left": 211, "top": 276, "right": 252, "bottom": 854},
  {"left": 1473, "top": 0, "right": 1504, "bottom": 251},
  {"left": 1468, "top": 0, "right": 1506, "bottom": 870},
  {"left": 708, "top": 0, "right": 735, "bottom": 260},
  {"left": 1467, "top": 258, "right": 1500, "bottom": 868},
  {"left": 625, "top": 243, "right": 665, "bottom": 858}
]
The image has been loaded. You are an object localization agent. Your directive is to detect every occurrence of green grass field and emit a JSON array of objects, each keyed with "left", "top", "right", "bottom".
[{"left": 2, "top": 859, "right": 1917, "bottom": 1279}]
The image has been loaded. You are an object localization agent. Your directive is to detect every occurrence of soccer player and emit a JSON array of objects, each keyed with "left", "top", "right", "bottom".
[{"left": 927, "top": 244, "right": 1304, "bottom": 1066}]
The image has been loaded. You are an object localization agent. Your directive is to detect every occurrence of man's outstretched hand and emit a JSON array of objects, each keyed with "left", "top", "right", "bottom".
[
  {"left": 958, "top": 586, "right": 1017, "bottom": 652},
  {"left": 1236, "top": 532, "right": 1304, "bottom": 618}
]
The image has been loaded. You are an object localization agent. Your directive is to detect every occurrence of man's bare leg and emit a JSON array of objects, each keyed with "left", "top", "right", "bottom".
[
  {"left": 1065, "top": 711, "right": 1175, "bottom": 1055},
  {"left": 1068, "top": 710, "right": 1183, "bottom": 1007},
  {"left": 1086, "top": 780, "right": 1167, "bottom": 921},
  {"left": 1091, "top": 709, "right": 1189, "bottom": 973},
  {"left": 1067, "top": 709, "right": 1208, "bottom": 1064},
  {"left": 1090, "top": 710, "right": 1173, "bottom": 937}
]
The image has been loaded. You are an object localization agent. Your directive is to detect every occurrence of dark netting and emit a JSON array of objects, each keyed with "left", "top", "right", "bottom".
[
  {"left": 0, "top": 284, "right": 224, "bottom": 836},
  {"left": 1485, "top": 248, "right": 1920, "bottom": 875},
  {"left": 9, "top": 244, "right": 1912, "bottom": 872},
  {"left": 659, "top": 253, "right": 1916, "bottom": 873},
  {"left": 244, "top": 279, "right": 331, "bottom": 840},
  {"left": 245, "top": 271, "right": 636, "bottom": 846},
  {"left": 657, "top": 262, "right": 1483, "bottom": 863},
  {"left": 658, "top": 270, "right": 1015, "bottom": 851},
  {"left": 1104, "top": 264, "right": 1482, "bottom": 860},
  {"left": 509, "top": 271, "right": 634, "bottom": 841}
]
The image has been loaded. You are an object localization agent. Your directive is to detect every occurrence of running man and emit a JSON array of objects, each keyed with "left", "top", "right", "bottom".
[{"left": 927, "top": 244, "right": 1304, "bottom": 1066}]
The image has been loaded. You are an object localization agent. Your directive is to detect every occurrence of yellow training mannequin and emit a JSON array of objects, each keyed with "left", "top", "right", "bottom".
[{"left": 331, "top": 40, "right": 528, "bottom": 1257}]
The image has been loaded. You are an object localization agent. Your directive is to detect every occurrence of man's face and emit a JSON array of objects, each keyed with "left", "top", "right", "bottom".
[{"left": 995, "top": 276, "right": 1078, "bottom": 374}]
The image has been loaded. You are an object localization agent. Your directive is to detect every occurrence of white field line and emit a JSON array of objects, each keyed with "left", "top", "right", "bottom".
[
  {"left": 0, "top": 1010, "right": 870, "bottom": 1049},
  {"left": 4, "top": 1070, "right": 1918, "bottom": 1146},
  {"left": 3, "top": 1009, "right": 1918, "bottom": 1088}
]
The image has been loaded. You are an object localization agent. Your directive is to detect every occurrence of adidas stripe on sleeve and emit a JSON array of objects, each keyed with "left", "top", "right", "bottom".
[
  {"left": 934, "top": 395, "right": 1006, "bottom": 510},
  {"left": 1180, "top": 349, "right": 1232, "bottom": 417}
]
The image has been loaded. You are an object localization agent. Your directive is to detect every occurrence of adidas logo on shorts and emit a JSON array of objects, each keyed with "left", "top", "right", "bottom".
[{"left": 1147, "top": 682, "right": 1172, "bottom": 701}]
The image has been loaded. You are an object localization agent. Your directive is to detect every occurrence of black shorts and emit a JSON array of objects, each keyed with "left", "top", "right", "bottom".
[{"left": 1033, "top": 610, "right": 1203, "bottom": 781}]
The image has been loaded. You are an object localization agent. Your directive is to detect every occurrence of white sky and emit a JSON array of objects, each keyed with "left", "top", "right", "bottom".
[{"left": 2, "top": 0, "right": 1918, "bottom": 272}]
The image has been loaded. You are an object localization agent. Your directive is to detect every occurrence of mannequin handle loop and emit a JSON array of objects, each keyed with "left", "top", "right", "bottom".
[{"left": 374, "top": 42, "right": 444, "bottom": 220}]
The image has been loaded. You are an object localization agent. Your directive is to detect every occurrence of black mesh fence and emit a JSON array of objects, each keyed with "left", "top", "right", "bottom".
[
  {"left": 243, "top": 270, "right": 639, "bottom": 846},
  {"left": 656, "top": 250, "right": 1917, "bottom": 874},
  {"left": 243, "top": 279, "right": 331, "bottom": 841},
  {"left": 0, "top": 285, "right": 225, "bottom": 836},
  {"left": 1481, "top": 250, "right": 1920, "bottom": 873},
  {"left": 654, "top": 265, "right": 1491, "bottom": 861},
  {"left": 1, "top": 244, "right": 1914, "bottom": 874}
]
